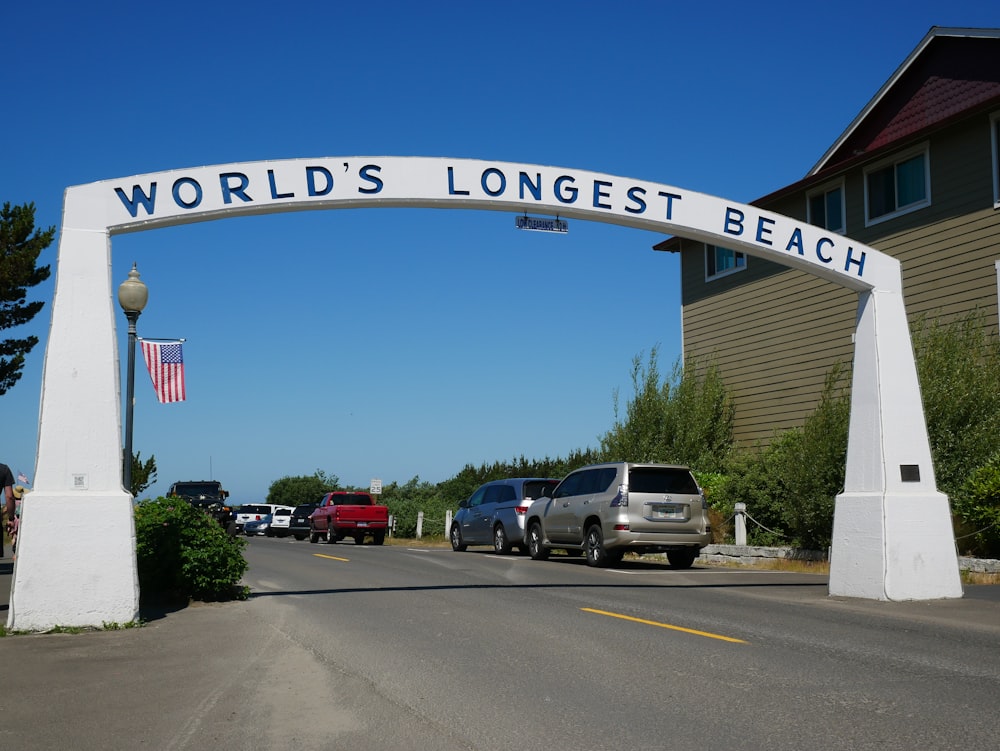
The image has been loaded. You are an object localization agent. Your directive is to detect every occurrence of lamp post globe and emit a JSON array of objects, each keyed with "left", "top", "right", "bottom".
[{"left": 117, "top": 264, "right": 148, "bottom": 495}]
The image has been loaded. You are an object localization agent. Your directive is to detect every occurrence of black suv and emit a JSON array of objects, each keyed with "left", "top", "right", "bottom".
[
  {"left": 168, "top": 480, "right": 234, "bottom": 531},
  {"left": 288, "top": 503, "right": 318, "bottom": 541}
]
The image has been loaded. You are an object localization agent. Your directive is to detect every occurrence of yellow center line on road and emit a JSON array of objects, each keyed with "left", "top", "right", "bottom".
[
  {"left": 314, "top": 553, "right": 351, "bottom": 562},
  {"left": 581, "top": 608, "right": 748, "bottom": 644}
]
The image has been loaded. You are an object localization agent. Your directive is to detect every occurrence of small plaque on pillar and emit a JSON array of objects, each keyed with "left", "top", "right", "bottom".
[{"left": 900, "top": 465, "right": 920, "bottom": 482}]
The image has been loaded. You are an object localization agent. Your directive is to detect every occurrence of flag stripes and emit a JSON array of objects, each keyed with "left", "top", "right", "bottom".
[{"left": 140, "top": 339, "right": 186, "bottom": 403}]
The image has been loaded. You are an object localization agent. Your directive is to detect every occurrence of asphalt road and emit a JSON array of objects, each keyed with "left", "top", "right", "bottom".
[
  {"left": 4, "top": 540, "right": 997, "bottom": 750},
  {"left": 237, "top": 537, "right": 1000, "bottom": 751}
]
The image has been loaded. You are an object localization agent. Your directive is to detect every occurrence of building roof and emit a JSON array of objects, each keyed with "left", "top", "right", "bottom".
[{"left": 809, "top": 26, "right": 1000, "bottom": 175}]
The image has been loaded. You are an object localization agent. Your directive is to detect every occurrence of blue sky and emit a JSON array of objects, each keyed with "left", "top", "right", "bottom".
[{"left": 2, "top": 1, "right": 997, "bottom": 503}]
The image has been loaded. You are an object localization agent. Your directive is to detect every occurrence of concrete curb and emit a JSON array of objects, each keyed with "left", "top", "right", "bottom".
[{"left": 696, "top": 543, "right": 1000, "bottom": 574}]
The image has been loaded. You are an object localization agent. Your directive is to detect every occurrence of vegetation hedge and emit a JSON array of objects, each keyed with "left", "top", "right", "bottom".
[{"left": 134, "top": 497, "right": 248, "bottom": 603}]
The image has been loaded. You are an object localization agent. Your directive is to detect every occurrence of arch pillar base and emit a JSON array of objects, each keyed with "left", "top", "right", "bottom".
[
  {"left": 7, "top": 494, "right": 139, "bottom": 631},
  {"left": 830, "top": 491, "right": 962, "bottom": 601}
]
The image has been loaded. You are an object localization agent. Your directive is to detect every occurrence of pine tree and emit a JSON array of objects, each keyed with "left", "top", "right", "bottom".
[{"left": 0, "top": 202, "right": 54, "bottom": 395}]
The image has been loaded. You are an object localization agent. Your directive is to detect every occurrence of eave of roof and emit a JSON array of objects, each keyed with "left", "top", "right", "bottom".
[{"left": 808, "top": 26, "right": 1000, "bottom": 176}]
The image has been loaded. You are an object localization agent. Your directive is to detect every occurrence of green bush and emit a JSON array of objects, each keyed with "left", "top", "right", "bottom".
[
  {"left": 717, "top": 440, "right": 790, "bottom": 547},
  {"left": 134, "top": 497, "right": 248, "bottom": 603},
  {"left": 953, "top": 455, "right": 1000, "bottom": 558},
  {"left": 716, "top": 365, "right": 849, "bottom": 549},
  {"left": 913, "top": 311, "right": 1000, "bottom": 497}
]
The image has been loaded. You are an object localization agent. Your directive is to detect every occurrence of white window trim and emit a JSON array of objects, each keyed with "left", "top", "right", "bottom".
[
  {"left": 991, "top": 111, "right": 1000, "bottom": 209},
  {"left": 806, "top": 178, "right": 846, "bottom": 233},
  {"left": 705, "top": 245, "right": 747, "bottom": 282},
  {"left": 864, "top": 142, "right": 931, "bottom": 227}
]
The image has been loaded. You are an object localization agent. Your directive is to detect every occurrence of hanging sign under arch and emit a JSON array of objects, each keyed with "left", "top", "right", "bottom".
[{"left": 9, "top": 157, "right": 961, "bottom": 632}]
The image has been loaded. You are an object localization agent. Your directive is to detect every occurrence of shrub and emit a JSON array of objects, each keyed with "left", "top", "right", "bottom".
[
  {"left": 953, "top": 455, "right": 1000, "bottom": 558},
  {"left": 134, "top": 497, "right": 248, "bottom": 603},
  {"left": 913, "top": 311, "right": 1000, "bottom": 497},
  {"left": 716, "top": 364, "right": 849, "bottom": 549}
]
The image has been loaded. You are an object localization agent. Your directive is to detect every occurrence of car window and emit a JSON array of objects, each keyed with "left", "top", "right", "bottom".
[
  {"left": 484, "top": 485, "right": 506, "bottom": 504},
  {"left": 554, "top": 472, "right": 586, "bottom": 499},
  {"left": 594, "top": 467, "right": 618, "bottom": 493},
  {"left": 628, "top": 467, "right": 699, "bottom": 494},
  {"left": 523, "top": 480, "right": 558, "bottom": 499},
  {"left": 467, "top": 486, "right": 488, "bottom": 508},
  {"left": 333, "top": 494, "right": 372, "bottom": 505}
]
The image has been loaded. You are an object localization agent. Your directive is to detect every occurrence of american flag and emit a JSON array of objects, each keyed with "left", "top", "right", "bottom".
[
  {"left": 140, "top": 339, "right": 186, "bottom": 403},
  {"left": 17, "top": 471, "right": 28, "bottom": 485}
]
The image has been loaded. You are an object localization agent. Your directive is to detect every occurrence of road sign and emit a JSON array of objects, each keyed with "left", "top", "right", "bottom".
[
  {"left": 370, "top": 478, "right": 382, "bottom": 495},
  {"left": 515, "top": 215, "right": 568, "bottom": 233}
]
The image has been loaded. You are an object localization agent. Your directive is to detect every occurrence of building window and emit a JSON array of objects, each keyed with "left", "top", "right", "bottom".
[
  {"left": 864, "top": 145, "right": 930, "bottom": 225},
  {"left": 991, "top": 112, "right": 1000, "bottom": 209},
  {"left": 807, "top": 182, "right": 845, "bottom": 233},
  {"left": 706, "top": 245, "right": 746, "bottom": 281}
]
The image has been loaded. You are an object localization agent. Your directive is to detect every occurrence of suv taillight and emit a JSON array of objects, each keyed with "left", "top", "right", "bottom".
[
  {"left": 514, "top": 505, "right": 530, "bottom": 515},
  {"left": 610, "top": 484, "right": 629, "bottom": 507}
]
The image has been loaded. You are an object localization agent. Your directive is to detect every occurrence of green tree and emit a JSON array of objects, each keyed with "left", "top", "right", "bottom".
[
  {"left": 267, "top": 470, "right": 340, "bottom": 506},
  {"left": 599, "top": 346, "right": 734, "bottom": 472},
  {"left": 130, "top": 451, "right": 158, "bottom": 498},
  {"left": 0, "top": 202, "right": 54, "bottom": 395}
]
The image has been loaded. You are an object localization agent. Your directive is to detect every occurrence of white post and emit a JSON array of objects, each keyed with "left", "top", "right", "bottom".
[
  {"left": 388, "top": 514, "right": 394, "bottom": 539},
  {"left": 416, "top": 510, "right": 424, "bottom": 539},
  {"left": 445, "top": 509, "right": 452, "bottom": 535},
  {"left": 734, "top": 502, "right": 747, "bottom": 546}
]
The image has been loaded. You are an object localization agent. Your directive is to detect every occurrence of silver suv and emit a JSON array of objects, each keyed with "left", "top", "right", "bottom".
[
  {"left": 451, "top": 478, "right": 560, "bottom": 554},
  {"left": 523, "top": 463, "right": 710, "bottom": 568}
]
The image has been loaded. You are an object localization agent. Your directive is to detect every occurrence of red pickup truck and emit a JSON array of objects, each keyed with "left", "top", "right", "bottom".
[{"left": 309, "top": 491, "right": 389, "bottom": 545}]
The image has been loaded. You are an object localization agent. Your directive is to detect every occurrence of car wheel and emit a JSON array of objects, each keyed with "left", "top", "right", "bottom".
[
  {"left": 450, "top": 524, "right": 467, "bottom": 552},
  {"left": 527, "top": 522, "right": 549, "bottom": 561},
  {"left": 585, "top": 524, "right": 613, "bottom": 567},
  {"left": 327, "top": 528, "right": 336, "bottom": 544},
  {"left": 309, "top": 528, "right": 319, "bottom": 544},
  {"left": 493, "top": 525, "right": 512, "bottom": 554},
  {"left": 668, "top": 549, "right": 698, "bottom": 569},
  {"left": 373, "top": 530, "right": 385, "bottom": 545}
]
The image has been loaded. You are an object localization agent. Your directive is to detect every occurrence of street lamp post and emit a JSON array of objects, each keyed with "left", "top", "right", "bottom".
[{"left": 117, "top": 264, "right": 148, "bottom": 495}]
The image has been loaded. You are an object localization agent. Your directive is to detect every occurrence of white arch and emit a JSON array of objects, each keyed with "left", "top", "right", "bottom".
[{"left": 9, "top": 158, "right": 961, "bottom": 630}]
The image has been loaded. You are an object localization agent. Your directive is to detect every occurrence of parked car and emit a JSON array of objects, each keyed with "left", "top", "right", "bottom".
[
  {"left": 288, "top": 503, "right": 318, "bottom": 541},
  {"left": 269, "top": 506, "right": 294, "bottom": 537},
  {"left": 244, "top": 514, "right": 273, "bottom": 536},
  {"left": 234, "top": 504, "right": 272, "bottom": 532},
  {"left": 234, "top": 503, "right": 293, "bottom": 532},
  {"left": 451, "top": 478, "right": 560, "bottom": 554},
  {"left": 523, "top": 463, "right": 711, "bottom": 568}
]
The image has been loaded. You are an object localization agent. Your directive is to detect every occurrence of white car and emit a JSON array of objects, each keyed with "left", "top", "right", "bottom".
[
  {"left": 234, "top": 503, "right": 294, "bottom": 532},
  {"left": 268, "top": 506, "right": 295, "bottom": 537}
]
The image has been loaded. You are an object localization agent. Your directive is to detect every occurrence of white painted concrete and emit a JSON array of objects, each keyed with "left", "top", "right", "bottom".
[{"left": 9, "top": 157, "right": 961, "bottom": 630}]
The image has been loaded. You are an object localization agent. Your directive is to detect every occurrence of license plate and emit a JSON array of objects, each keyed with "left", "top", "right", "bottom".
[
  {"left": 650, "top": 503, "right": 686, "bottom": 520},
  {"left": 357, "top": 522, "right": 368, "bottom": 527}
]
